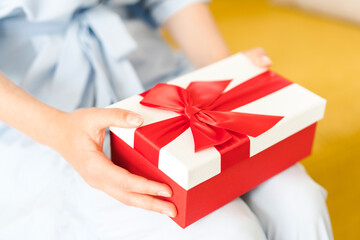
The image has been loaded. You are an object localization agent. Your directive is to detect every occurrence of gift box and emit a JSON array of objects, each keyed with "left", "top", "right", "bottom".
[{"left": 108, "top": 53, "right": 326, "bottom": 228}]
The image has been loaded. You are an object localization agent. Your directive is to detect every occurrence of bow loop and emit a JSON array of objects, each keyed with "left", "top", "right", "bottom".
[
  {"left": 186, "top": 80, "right": 232, "bottom": 108},
  {"left": 141, "top": 83, "right": 188, "bottom": 113}
]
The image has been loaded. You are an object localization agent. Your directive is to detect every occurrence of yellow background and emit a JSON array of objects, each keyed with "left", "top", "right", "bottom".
[{"left": 209, "top": 0, "right": 360, "bottom": 239}]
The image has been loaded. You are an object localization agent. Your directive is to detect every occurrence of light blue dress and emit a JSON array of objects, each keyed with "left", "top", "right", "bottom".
[
  {"left": 0, "top": 0, "right": 207, "bottom": 238},
  {"left": 0, "top": 0, "right": 202, "bottom": 113}
]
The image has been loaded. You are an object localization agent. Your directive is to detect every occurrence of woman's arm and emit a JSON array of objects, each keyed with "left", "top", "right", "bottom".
[
  {"left": 163, "top": 2, "right": 272, "bottom": 68},
  {"left": 0, "top": 72, "right": 65, "bottom": 148},
  {"left": 0, "top": 72, "right": 176, "bottom": 218},
  {"left": 163, "top": 2, "right": 230, "bottom": 68}
]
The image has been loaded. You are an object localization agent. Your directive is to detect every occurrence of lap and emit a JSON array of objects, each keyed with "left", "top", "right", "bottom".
[
  {"left": 0, "top": 132, "right": 267, "bottom": 240},
  {"left": 88, "top": 189, "right": 267, "bottom": 240},
  {"left": 0, "top": 130, "right": 332, "bottom": 240},
  {"left": 0, "top": 130, "right": 97, "bottom": 239}
]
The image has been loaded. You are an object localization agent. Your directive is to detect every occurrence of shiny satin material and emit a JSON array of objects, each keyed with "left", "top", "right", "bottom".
[
  {"left": 133, "top": 70, "right": 292, "bottom": 169},
  {"left": 139, "top": 70, "right": 292, "bottom": 153}
]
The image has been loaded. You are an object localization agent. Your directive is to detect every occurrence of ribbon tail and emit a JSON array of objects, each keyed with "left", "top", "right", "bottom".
[
  {"left": 190, "top": 117, "right": 232, "bottom": 152},
  {"left": 202, "top": 111, "right": 284, "bottom": 137},
  {"left": 134, "top": 116, "right": 189, "bottom": 166}
]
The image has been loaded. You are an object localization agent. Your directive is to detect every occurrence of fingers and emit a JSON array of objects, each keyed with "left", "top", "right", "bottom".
[
  {"left": 118, "top": 171, "right": 173, "bottom": 197},
  {"left": 243, "top": 47, "right": 272, "bottom": 68},
  {"left": 111, "top": 189, "right": 177, "bottom": 218},
  {"left": 104, "top": 162, "right": 177, "bottom": 217},
  {"left": 91, "top": 108, "right": 144, "bottom": 129},
  {"left": 103, "top": 159, "right": 172, "bottom": 197},
  {"left": 84, "top": 153, "right": 176, "bottom": 218}
]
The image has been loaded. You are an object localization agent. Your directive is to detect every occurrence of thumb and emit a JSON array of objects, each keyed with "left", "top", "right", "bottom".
[{"left": 92, "top": 108, "right": 144, "bottom": 129}]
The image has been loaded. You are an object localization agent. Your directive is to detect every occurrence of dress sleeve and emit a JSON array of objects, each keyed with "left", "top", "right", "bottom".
[{"left": 142, "top": 0, "right": 210, "bottom": 26}]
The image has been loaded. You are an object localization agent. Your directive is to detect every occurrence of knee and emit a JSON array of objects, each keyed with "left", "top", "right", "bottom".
[
  {"left": 281, "top": 177, "right": 328, "bottom": 222},
  {"left": 265, "top": 176, "right": 332, "bottom": 239},
  {"left": 243, "top": 164, "right": 333, "bottom": 239},
  {"left": 245, "top": 164, "right": 329, "bottom": 223}
]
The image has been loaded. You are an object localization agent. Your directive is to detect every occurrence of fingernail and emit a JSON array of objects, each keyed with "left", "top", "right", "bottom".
[
  {"left": 126, "top": 114, "right": 143, "bottom": 126},
  {"left": 158, "top": 191, "right": 171, "bottom": 198},
  {"left": 261, "top": 55, "right": 272, "bottom": 66},
  {"left": 161, "top": 210, "right": 175, "bottom": 218}
]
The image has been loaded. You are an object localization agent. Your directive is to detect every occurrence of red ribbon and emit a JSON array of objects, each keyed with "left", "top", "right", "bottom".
[{"left": 135, "top": 71, "right": 292, "bottom": 168}]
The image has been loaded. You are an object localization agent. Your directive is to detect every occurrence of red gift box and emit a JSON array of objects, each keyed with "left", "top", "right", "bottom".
[{"left": 109, "top": 53, "right": 326, "bottom": 228}]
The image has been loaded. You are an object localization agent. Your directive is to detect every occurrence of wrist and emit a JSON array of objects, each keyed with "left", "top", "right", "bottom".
[
  {"left": 0, "top": 72, "right": 71, "bottom": 152},
  {"left": 41, "top": 109, "right": 70, "bottom": 153},
  {"left": 196, "top": 48, "right": 231, "bottom": 68}
]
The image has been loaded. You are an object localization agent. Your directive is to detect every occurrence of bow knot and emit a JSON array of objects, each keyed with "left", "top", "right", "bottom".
[{"left": 184, "top": 105, "right": 201, "bottom": 119}]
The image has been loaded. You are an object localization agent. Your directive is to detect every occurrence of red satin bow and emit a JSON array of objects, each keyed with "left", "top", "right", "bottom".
[{"left": 139, "top": 71, "right": 291, "bottom": 152}]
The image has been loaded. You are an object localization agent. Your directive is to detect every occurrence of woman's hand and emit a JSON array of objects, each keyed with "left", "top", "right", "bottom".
[
  {"left": 52, "top": 108, "right": 177, "bottom": 218},
  {"left": 1, "top": 70, "right": 176, "bottom": 217},
  {"left": 243, "top": 47, "right": 272, "bottom": 68}
]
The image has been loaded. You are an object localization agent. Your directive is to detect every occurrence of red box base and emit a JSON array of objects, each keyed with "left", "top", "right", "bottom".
[{"left": 110, "top": 123, "right": 317, "bottom": 228}]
